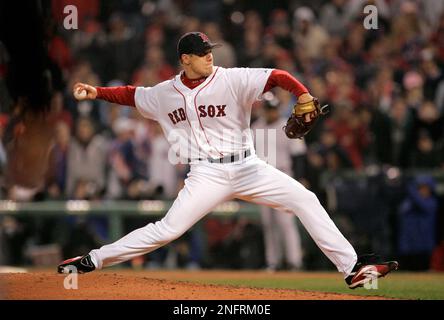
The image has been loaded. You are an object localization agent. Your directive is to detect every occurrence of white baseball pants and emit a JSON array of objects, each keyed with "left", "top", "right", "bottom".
[{"left": 89, "top": 155, "right": 357, "bottom": 277}]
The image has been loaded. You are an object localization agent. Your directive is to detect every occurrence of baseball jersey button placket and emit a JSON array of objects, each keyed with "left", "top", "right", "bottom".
[
  {"left": 186, "top": 95, "right": 194, "bottom": 109},
  {"left": 187, "top": 93, "right": 218, "bottom": 160},
  {"left": 184, "top": 93, "right": 205, "bottom": 158}
]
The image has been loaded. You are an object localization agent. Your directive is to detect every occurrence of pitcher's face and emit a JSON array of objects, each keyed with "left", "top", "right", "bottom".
[{"left": 181, "top": 50, "right": 214, "bottom": 78}]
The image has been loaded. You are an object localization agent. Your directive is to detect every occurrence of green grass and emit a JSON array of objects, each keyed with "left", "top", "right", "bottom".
[{"left": 185, "top": 272, "right": 444, "bottom": 300}]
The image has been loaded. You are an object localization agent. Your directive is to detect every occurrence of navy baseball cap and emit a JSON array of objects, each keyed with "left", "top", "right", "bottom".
[{"left": 177, "top": 32, "right": 222, "bottom": 58}]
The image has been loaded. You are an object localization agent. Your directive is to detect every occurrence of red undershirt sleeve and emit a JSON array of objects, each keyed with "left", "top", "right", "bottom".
[
  {"left": 263, "top": 69, "right": 308, "bottom": 97},
  {"left": 96, "top": 86, "right": 136, "bottom": 107}
]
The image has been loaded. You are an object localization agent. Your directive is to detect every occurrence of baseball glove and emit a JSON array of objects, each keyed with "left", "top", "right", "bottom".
[{"left": 283, "top": 98, "right": 329, "bottom": 139}]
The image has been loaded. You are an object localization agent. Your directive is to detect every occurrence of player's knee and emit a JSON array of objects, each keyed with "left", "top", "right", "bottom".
[
  {"left": 163, "top": 231, "right": 182, "bottom": 243},
  {"left": 305, "top": 190, "right": 321, "bottom": 206},
  {"left": 157, "top": 228, "right": 183, "bottom": 243},
  {"left": 292, "top": 189, "right": 320, "bottom": 207},
  {"left": 155, "top": 220, "right": 188, "bottom": 243}
]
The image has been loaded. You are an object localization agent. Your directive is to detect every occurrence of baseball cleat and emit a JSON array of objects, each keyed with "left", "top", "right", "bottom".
[
  {"left": 57, "top": 254, "right": 96, "bottom": 274},
  {"left": 345, "top": 254, "right": 399, "bottom": 289}
]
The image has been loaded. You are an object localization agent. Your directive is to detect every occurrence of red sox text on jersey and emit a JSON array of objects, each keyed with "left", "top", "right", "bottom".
[{"left": 168, "top": 104, "right": 227, "bottom": 125}]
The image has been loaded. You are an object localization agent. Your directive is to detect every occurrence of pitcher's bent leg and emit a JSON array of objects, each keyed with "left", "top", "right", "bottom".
[
  {"left": 90, "top": 168, "right": 232, "bottom": 269},
  {"left": 235, "top": 159, "right": 357, "bottom": 277}
]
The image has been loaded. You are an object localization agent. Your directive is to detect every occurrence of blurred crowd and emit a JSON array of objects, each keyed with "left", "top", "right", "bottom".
[{"left": 1, "top": 0, "right": 444, "bottom": 271}]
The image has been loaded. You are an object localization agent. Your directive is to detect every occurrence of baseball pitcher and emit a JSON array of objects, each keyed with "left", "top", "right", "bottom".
[{"left": 59, "top": 32, "right": 398, "bottom": 289}]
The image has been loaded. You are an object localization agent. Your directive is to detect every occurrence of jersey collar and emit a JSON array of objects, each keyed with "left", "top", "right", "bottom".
[{"left": 174, "top": 67, "right": 219, "bottom": 93}]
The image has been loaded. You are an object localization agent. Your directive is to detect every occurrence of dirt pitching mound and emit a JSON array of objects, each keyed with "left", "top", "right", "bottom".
[{"left": 1, "top": 270, "right": 390, "bottom": 300}]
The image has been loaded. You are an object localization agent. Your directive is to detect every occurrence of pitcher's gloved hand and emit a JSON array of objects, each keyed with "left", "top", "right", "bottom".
[{"left": 284, "top": 97, "right": 329, "bottom": 139}]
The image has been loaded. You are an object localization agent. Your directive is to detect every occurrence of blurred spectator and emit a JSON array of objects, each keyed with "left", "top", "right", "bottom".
[
  {"left": 236, "top": 10, "right": 265, "bottom": 67},
  {"left": 46, "top": 121, "right": 71, "bottom": 199},
  {"left": 413, "top": 100, "right": 444, "bottom": 146},
  {"left": 391, "top": 0, "right": 432, "bottom": 38},
  {"left": 292, "top": 6, "right": 329, "bottom": 60},
  {"left": 202, "top": 22, "right": 237, "bottom": 68},
  {"left": 47, "top": 25, "right": 73, "bottom": 80},
  {"left": 420, "top": 48, "right": 444, "bottom": 102},
  {"left": 238, "top": 29, "right": 264, "bottom": 67},
  {"left": 373, "top": 68, "right": 399, "bottom": 113},
  {"left": 409, "top": 130, "right": 442, "bottom": 169},
  {"left": 387, "top": 98, "right": 415, "bottom": 167},
  {"left": 142, "top": 24, "right": 178, "bottom": 66},
  {"left": 360, "top": 38, "right": 393, "bottom": 90},
  {"left": 180, "top": 15, "right": 201, "bottom": 35},
  {"left": 51, "top": 91, "right": 73, "bottom": 129},
  {"left": 70, "top": 18, "right": 108, "bottom": 76},
  {"left": 132, "top": 45, "right": 175, "bottom": 85},
  {"left": 403, "top": 71, "right": 424, "bottom": 110},
  {"left": 305, "top": 128, "right": 352, "bottom": 201},
  {"left": 320, "top": 0, "right": 350, "bottom": 37},
  {"left": 267, "top": 9, "right": 293, "bottom": 51},
  {"left": 315, "top": 127, "right": 353, "bottom": 171},
  {"left": 421, "top": 0, "right": 444, "bottom": 32},
  {"left": 316, "top": 36, "right": 346, "bottom": 77},
  {"left": 243, "top": 10, "right": 264, "bottom": 34},
  {"left": 102, "top": 12, "right": 142, "bottom": 83},
  {"left": 256, "top": 37, "right": 287, "bottom": 69},
  {"left": 66, "top": 116, "right": 109, "bottom": 198},
  {"left": 324, "top": 102, "right": 370, "bottom": 169},
  {"left": 107, "top": 117, "right": 148, "bottom": 200},
  {"left": 325, "top": 68, "right": 363, "bottom": 109},
  {"left": 144, "top": 24, "right": 166, "bottom": 48},
  {"left": 391, "top": 2, "right": 428, "bottom": 69},
  {"left": 190, "top": 0, "right": 222, "bottom": 24},
  {"left": 148, "top": 122, "right": 179, "bottom": 199},
  {"left": 398, "top": 176, "right": 439, "bottom": 270}
]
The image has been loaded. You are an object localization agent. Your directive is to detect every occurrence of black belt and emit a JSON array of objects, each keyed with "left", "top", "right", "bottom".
[{"left": 188, "top": 149, "right": 251, "bottom": 164}]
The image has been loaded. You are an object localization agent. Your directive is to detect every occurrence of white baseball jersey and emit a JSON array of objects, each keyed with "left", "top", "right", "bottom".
[{"left": 134, "top": 67, "right": 272, "bottom": 160}]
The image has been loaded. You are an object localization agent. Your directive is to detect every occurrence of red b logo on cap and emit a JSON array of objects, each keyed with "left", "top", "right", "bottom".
[{"left": 199, "top": 33, "right": 209, "bottom": 42}]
